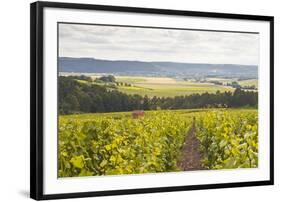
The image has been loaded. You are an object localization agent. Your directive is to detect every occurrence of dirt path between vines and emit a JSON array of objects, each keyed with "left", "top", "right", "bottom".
[{"left": 177, "top": 123, "right": 205, "bottom": 171}]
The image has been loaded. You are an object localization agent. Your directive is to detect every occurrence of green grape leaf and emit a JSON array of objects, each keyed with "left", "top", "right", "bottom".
[
  {"left": 100, "top": 159, "right": 108, "bottom": 167},
  {"left": 70, "top": 155, "right": 84, "bottom": 169}
]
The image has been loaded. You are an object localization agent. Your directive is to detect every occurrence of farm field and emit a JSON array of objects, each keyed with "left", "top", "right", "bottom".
[
  {"left": 58, "top": 108, "right": 258, "bottom": 177},
  {"left": 116, "top": 81, "right": 234, "bottom": 97},
  {"left": 68, "top": 74, "right": 258, "bottom": 97},
  {"left": 238, "top": 79, "right": 258, "bottom": 88},
  {"left": 116, "top": 76, "right": 236, "bottom": 97},
  {"left": 91, "top": 75, "right": 235, "bottom": 97},
  {"left": 206, "top": 77, "right": 258, "bottom": 89}
]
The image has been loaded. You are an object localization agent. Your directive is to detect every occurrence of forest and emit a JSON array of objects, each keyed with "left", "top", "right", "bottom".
[{"left": 59, "top": 76, "right": 258, "bottom": 115}]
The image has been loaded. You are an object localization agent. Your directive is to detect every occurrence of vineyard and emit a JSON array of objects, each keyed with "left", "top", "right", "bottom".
[
  {"left": 196, "top": 110, "right": 258, "bottom": 169},
  {"left": 58, "top": 109, "right": 258, "bottom": 177}
]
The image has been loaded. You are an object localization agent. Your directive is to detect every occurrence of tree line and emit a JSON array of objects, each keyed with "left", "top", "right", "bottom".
[{"left": 59, "top": 76, "right": 258, "bottom": 115}]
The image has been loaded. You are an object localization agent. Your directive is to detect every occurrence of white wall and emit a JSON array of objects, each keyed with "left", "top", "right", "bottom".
[{"left": 0, "top": 0, "right": 279, "bottom": 201}]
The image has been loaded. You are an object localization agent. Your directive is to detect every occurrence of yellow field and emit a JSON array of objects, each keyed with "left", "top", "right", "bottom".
[{"left": 115, "top": 76, "right": 234, "bottom": 97}]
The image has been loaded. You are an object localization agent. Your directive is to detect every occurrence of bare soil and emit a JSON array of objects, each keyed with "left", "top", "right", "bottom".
[{"left": 177, "top": 124, "right": 205, "bottom": 171}]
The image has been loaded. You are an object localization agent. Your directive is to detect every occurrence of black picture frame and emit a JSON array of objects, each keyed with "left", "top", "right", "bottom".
[{"left": 30, "top": 1, "right": 274, "bottom": 200}]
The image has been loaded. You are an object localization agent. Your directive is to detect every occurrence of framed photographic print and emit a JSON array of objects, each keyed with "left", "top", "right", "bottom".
[{"left": 30, "top": 1, "right": 274, "bottom": 200}]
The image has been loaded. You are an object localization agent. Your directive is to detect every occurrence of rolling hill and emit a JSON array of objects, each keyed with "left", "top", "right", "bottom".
[{"left": 59, "top": 57, "right": 258, "bottom": 79}]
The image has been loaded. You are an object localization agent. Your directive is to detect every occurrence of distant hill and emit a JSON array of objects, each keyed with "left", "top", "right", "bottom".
[{"left": 59, "top": 57, "right": 258, "bottom": 78}]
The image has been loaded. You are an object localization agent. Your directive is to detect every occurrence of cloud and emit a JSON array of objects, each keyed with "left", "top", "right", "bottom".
[{"left": 59, "top": 23, "right": 259, "bottom": 65}]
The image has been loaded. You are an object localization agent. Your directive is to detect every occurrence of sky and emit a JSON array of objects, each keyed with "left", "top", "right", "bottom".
[{"left": 59, "top": 23, "right": 259, "bottom": 65}]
